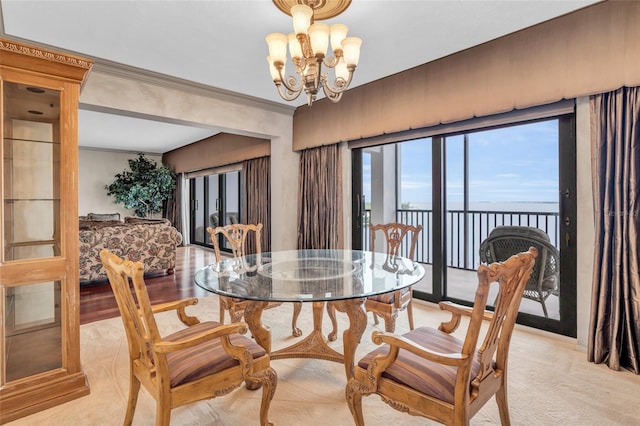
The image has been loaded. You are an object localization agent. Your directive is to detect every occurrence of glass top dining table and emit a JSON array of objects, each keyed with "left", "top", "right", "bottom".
[
  {"left": 194, "top": 249, "right": 425, "bottom": 380},
  {"left": 194, "top": 248, "right": 424, "bottom": 302}
]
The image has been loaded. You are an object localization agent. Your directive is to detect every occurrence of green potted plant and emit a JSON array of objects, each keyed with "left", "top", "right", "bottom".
[{"left": 106, "top": 154, "right": 176, "bottom": 218}]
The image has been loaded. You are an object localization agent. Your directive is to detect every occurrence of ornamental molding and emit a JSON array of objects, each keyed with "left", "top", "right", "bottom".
[{"left": 0, "top": 39, "right": 92, "bottom": 69}]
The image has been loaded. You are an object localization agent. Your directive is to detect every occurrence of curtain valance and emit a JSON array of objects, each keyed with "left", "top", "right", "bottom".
[{"left": 294, "top": 1, "right": 639, "bottom": 151}]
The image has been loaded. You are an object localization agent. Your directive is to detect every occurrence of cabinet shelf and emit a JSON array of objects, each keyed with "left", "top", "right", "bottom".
[
  {"left": 3, "top": 137, "right": 60, "bottom": 144},
  {"left": 4, "top": 198, "right": 60, "bottom": 202}
]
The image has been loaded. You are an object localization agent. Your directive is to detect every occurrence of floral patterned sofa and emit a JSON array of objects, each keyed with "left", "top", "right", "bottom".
[{"left": 79, "top": 214, "right": 183, "bottom": 284}]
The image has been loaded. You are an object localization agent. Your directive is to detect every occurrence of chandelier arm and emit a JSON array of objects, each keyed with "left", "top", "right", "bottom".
[
  {"left": 275, "top": 82, "right": 303, "bottom": 101},
  {"left": 322, "top": 55, "right": 340, "bottom": 69},
  {"left": 320, "top": 67, "right": 354, "bottom": 98},
  {"left": 323, "top": 90, "right": 344, "bottom": 103},
  {"left": 276, "top": 64, "right": 304, "bottom": 94}
]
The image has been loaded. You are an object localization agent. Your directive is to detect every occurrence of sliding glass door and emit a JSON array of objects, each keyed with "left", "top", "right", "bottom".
[
  {"left": 352, "top": 112, "right": 576, "bottom": 336},
  {"left": 443, "top": 117, "right": 576, "bottom": 335},
  {"left": 189, "top": 170, "right": 241, "bottom": 249}
]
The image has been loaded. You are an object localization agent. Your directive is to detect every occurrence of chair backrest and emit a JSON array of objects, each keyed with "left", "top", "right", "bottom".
[
  {"left": 465, "top": 247, "right": 537, "bottom": 392},
  {"left": 479, "top": 226, "right": 559, "bottom": 295},
  {"left": 206, "top": 223, "right": 263, "bottom": 262},
  {"left": 370, "top": 222, "right": 423, "bottom": 260},
  {"left": 99, "top": 249, "right": 161, "bottom": 370}
]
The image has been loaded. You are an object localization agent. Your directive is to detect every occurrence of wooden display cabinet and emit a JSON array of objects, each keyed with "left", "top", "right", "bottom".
[{"left": 0, "top": 38, "right": 92, "bottom": 423}]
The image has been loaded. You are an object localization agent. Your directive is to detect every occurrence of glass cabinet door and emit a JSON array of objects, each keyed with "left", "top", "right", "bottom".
[
  {"left": 3, "top": 82, "right": 61, "bottom": 261},
  {"left": 2, "top": 81, "right": 63, "bottom": 383}
]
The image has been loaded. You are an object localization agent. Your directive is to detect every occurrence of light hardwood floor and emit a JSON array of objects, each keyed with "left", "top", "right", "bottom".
[{"left": 80, "top": 245, "right": 216, "bottom": 324}]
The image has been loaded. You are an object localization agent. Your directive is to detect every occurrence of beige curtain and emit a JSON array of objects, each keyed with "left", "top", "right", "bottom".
[
  {"left": 242, "top": 156, "right": 270, "bottom": 253},
  {"left": 297, "top": 144, "right": 343, "bottom": 249},
  {"left": 588, "top": 86, "right": 640, "bottom": 374}
]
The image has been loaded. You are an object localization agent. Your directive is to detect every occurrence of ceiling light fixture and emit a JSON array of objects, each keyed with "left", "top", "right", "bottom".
[{"left": 266, "top": 0, "right": 361, "bottom": 106}]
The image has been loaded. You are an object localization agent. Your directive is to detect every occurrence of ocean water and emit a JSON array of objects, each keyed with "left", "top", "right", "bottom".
[{"left": 407, "top": 201, "right": 559, "bottom": 213}]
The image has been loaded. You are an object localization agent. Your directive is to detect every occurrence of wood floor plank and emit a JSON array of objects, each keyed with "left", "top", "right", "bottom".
[{"left": 80, "top": 246, "right": 216, "bottom": 324}]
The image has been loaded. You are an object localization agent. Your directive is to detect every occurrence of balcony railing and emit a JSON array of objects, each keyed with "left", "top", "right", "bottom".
[{"left": 364, "top": 208, "right": 559, "bottom": 271}]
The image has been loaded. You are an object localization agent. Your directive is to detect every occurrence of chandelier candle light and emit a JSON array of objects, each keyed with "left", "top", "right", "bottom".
[{"left": 266, "top": 0, "right": 362, "bottom": 106}]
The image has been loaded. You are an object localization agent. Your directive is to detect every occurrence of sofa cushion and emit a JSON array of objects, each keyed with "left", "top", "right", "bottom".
[
  {"left": 124, "top": 216, "right": 171, "bottom": 225},
  {"left": 79, "top": 220, "right": 126, "bottom": 230},
  {"left": 87, "top": 212, "right": 121, "bottom": 221}
]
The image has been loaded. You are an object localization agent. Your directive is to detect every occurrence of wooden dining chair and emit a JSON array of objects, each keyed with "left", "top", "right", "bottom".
[
  {"left": 100, "top": 249, "right": 277, "bottom": 426},
  {"left": 327, "top": 222, "right": 422, "bottom": 341},
  {"left": 207, "top": 223, "right": 302, "bottom": 337},
  {"left": 365, "top": 222, "right": 423, "bottom": 332},
  {"left": 345, "top": 247, "right": 537, "bottom": 426}
]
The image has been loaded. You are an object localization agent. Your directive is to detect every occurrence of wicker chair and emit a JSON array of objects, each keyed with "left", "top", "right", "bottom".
[
  {"left": 207, "top": 223, "right": 302, "bottom": 337},
  {"left": 346, "top": 248, "right": 537, "bottom": 425},
  {"left": 479, "top": 226, "right": 559, "bottom": 318},
  {"left": 100, "top": 249, "right": 277, "bottom": 426}
]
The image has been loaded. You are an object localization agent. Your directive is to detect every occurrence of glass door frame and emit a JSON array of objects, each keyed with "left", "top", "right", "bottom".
[{"left": 351, "top": 111, "right": 577, "bottom": 337}]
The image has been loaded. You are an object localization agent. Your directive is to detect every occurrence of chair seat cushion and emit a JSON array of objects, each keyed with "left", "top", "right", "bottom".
[
  {"left": 164, "top": 321, "right": 266, "bottom": 387},
  {"left": 358, "top": 326, "right": 480, "bottom": 404}
]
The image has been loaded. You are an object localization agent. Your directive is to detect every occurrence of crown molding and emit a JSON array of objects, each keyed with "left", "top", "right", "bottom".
[
  {"left": 89, "top": 60, "right": 296, "bottom": 116},
  {"left": 0, "top": 31, "right": 295, "bottom": 116}
]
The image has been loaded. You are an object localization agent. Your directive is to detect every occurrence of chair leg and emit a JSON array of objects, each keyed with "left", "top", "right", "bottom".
[
  {"left": 258, "top": 367, "right": 278, "bottom": 426},
  {"left": 372, "top": 312, "right": 380, "bottom": 325},
  {"left": 407, "top": 299, "right": 415, "bottom": 330},
  {"left": 327, "top": 302, "right": 338, "bottom": 341},
  {"left": 155, "top": 390, "right": 171, "bottom": 426},
  {"left": 291, "top": 302, "right": 302, "bottom": 337},
  {"left": 219, "top": 296, "right": 226, "bottom": 324},
  {"left": 124, "top": 370, "right": 141, "bottom": 426},
  {"left": 345, "top": 378, "right": 366, "bottom": 426},
  {"left": 383, "top": 311, "right": 397, "bottom": 333},
  {"left": 495, "top": 379, "right": 511, "bottom": 426},
  {"left": 541, "top": 298, "right": 549, "bottom": 318}
]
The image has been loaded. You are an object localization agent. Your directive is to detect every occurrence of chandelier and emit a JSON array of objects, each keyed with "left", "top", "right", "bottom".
[{"left": 266, "top": 0, "right": 362, "bottom": 106}]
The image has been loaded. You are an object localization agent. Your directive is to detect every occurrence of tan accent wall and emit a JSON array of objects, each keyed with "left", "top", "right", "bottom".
[
  {"left": 163, "top": 132, "right": 270, "bottom": 173},
  {"left": 293, "top": 1, "right": 640, "bottom": 151}
]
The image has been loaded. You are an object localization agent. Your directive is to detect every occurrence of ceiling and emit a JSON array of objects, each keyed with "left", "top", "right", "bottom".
[{"left": 0, "top": 0, "right": 599, "bottom": 153}]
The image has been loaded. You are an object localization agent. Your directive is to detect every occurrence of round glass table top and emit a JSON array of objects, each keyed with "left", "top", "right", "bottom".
[{"left": 194, "top": 249, "right": 425, "bottom": 302}]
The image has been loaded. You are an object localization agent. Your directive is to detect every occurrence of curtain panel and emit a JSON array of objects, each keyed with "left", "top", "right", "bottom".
[
  {"left": 164, "top": 173, "right": 186, "bottom": 245},
  {"left": 297, "top": 145, "right": 343, "bottom": 249},
  {"left": 242, "top": 156, "right": 271, "bottom": 253},
  {"left": 588, "top": 86, "right": 640, "bottom": 374}
]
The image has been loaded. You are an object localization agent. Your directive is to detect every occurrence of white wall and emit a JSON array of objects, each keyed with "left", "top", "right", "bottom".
[{"left": 78, "top": 149, "right": 162, "bottom": 218}]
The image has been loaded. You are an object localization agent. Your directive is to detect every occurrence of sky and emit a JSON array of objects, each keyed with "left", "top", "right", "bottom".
[{"left": 363, "top": 119, "right": 560, "bottom": 210}]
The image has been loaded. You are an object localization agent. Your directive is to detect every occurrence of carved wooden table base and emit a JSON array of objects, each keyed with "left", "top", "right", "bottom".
[{"left": 243, "top": 297, "right": 367, "bottom": 380}]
